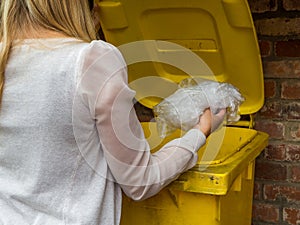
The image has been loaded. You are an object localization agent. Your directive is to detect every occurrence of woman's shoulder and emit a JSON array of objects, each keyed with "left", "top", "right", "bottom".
[
  {"left": 80, "top": 39, "right": 126, "bottom": 69},
  {"left": 85, "top": 40, "right": 123, "bottom": 58}
]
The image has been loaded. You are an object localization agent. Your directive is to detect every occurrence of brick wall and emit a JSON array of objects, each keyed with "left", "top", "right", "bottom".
[{"left": 248, "top": 0, "right": 300, "bottom": 224}]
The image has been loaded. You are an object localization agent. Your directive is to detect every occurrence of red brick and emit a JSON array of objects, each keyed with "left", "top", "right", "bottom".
[
  {"left": 275, "top": 40, "right": 300, "bottom": 57},
  {"left": 264, "top": 80, "right": 276, "bottom": 98},
  {"left": 286, "top": 122, "right": 300, "bottom": 141},
  {"left": 281, "top": 80, "right": 300, "bottom": 99},
  {"left": 264, "top": 143, "right": 286, "bottom": 161},
  {"left": 252, "top": 203, "right": 279, "bottom": 223},
  {"left": 294, "top": 60, "right": 300, "bottom": 77},
  {"left": 283, "top": 207, "right": 300, "bottom": 225},
  {"left": 263, "top": 61, "right": 293, "bottom": 78},
  {"left": 286, "top": 144, "right": 300, "bottom": 161},
  {"left": 259, "top": 101, "right": 283, "bottom": 119},
  {"left": 291, "top": 166, "right": 300, "bottom": 182},
  {"left": 248, "top": 0, "right": 278, "bottom": 13},
  {"left": 253, "top": 182, "right": 261, "bottom": 200},
  {"left": 254, "top": 18, "right": 300, "bottom": 36},
  {"left": 255, "top": 161, "right": 287, "bottom": 181},
  {"left": 285, "top": 102, "right": 300, "bottom": 120},
  {"left": 259, "top": 40, "right": 273, "bottom": 57},
  {"left": 264, "top": 184, "right": 300, "bottom": 202},
  {"left": 283, "top": 0, "right": 300, "bottom": 10},
  {"left": 254, "top": 121, "right": 285, "bottom": 139}
]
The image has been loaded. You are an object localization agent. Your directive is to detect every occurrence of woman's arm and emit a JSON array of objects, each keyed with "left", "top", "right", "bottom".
[{"left": 77, "top": 41, "right": 224, "bottom": 200}]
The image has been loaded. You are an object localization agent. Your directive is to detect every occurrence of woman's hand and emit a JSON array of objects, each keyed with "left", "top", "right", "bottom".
[{"left": 194, "top": 108, "right": 226, "bottom": 137}]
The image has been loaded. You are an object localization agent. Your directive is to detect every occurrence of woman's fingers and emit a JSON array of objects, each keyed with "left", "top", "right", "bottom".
[
  {"left": 195, "top": 108, "right": 226, "bottom": 137},
  {"left": 211, "top": 109, "right": 226, "bottom": 132}
]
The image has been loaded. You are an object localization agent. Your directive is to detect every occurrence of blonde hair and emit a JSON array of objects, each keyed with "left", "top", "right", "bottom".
[{"left": 0, "top": 0, "right": 97, "bottom": 108}]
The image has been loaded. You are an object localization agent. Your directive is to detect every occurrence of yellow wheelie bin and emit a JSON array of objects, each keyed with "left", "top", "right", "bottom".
[{"left": 95, "top": 0, "right": 269, "bottom": 224}]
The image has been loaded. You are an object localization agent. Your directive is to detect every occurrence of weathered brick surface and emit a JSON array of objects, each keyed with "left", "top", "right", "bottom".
[
  {"left": 283, "top": 207, "right": 300, "bottom": 225},
  {"left": 263, "top": 143, "right": 300, "bottom": 161},
  {"left": 285, "top": 143, "right": 300, "bottom": 161},
  {"left": 285, "top": 122, "right": 300, "bottom": 141},
  {"left": 248, "top": 0, "right": 278, "bottom": 13},
  {"left": 264, "top": 184, "right": 300, "bottom": 202},
  {"left": 259, "top": 101, "right": 283, "bottom": 119},
  {"left": 283, "top": 0, "right": 300, "bottom": 11},
  {"left": 275, "top": 40, "right": 300, "bottom": 57},
  {"left": 284, "top": 102, "right": 300, "bottom": 120},
  {"left": 254, "top": 18, "right": 300, "bottom": 36},
  {"left": 264, "top": 79, "right": 276, "bottom": 98},
  {"left": 247, "top": 0, "right": 300, "bottom": 224},
  {"left": 254, "top": 121, "right": 285, "bottom": 139},
  {"left": 252, "top": 203, "right": 280, "bottom": 223},
  {"left": 253, "top": 182, "right": 261, "bottom": 200},
  {"left": 264, "top": 143, "right": 286, "bottom": 161},
  {"left": 259, "top": 40, "right": 272, "bottom": 57},
  {"left": 291, "top": 165, "right": 300, "bottom": 182},
  {"left": 255, "top": 161, "right": 287, "bottom": 181},
  {"left": 281, "top": 80, "right": 300, "bottom": 99},
  {"left": 259, "top": 101, "right": 300, "bottom": 121},
  {"left": 263, "top": 60, "right": 299, "bottom": 78}
]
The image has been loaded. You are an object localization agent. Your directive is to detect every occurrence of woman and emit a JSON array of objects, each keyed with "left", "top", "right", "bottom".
[{"left": 0, "top": 1, "right": 225, "bottom": 224}]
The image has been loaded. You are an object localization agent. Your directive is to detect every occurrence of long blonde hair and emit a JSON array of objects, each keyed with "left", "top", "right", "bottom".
[{"left": 0, "top": 0, "right": 97, "bottom": 108}]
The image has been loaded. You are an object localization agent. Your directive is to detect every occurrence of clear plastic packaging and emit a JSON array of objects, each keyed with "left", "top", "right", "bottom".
[{"left": 153, "top": 80, "right": 245, "bottom": 138}]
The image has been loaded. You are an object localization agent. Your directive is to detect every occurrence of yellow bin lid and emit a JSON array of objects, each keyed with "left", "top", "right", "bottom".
[{"left": 97, "top": 0, "right": 264, "bottom": 115}]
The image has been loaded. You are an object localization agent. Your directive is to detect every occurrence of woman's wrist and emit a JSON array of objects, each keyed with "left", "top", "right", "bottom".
[{"left": 193, "top": 124, "right": 210, "bottom": 138}]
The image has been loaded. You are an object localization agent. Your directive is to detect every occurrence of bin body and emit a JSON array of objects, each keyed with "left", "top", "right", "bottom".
[
  {"left": 121, "top": 162, "right": 254, "bottom": 225},
  {"left": 120, "top": 125, "right": 268, "bottom": 225},
  {"left": 95, "top": 0, "right": 269, "bottom": 224}
]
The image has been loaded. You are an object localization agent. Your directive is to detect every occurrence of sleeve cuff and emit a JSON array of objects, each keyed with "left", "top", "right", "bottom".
[{"left": 163, "top": 128, "right": 206, "bottom": 154}]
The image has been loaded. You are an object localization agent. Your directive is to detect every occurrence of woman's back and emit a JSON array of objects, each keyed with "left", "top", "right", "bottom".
[{"left": 0, "top": 38, "right": 121, "bottom": 225}]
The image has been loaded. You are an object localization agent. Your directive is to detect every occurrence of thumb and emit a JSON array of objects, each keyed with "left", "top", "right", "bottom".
[{"left": 211, "top": 109, "right": 226, "bottom": 132}]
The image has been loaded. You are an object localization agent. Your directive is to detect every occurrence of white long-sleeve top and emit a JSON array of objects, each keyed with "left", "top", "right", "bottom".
[{"left": 0, "top": 38, "right": 206, "bottom": 225}]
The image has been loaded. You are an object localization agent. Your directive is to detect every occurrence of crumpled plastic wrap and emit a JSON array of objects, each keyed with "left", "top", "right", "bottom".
[{"left": 153, "top": 80, "right": 245, "bottom": 138}]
